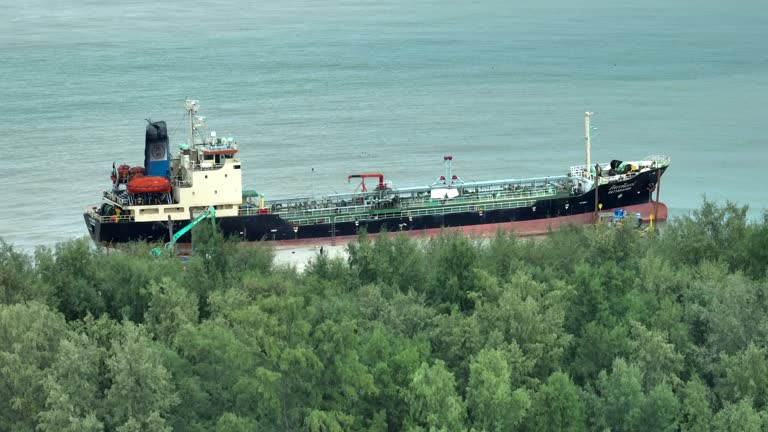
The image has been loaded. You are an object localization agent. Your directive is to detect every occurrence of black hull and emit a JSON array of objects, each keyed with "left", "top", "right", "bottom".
[{"left": 85, "top": 168, "right": 666, "bottom": 245}]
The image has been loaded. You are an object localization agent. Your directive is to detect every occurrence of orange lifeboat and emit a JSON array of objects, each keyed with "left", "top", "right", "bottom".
[{"left": 127, "top": 175, "right": 172, "bottom": 194}]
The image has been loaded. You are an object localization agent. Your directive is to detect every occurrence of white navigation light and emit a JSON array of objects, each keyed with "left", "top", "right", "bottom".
[
  {"left": 185, "top": 99, "right": 200, "bottom": 112},
  {"left": 210, "top": 131, "right": 217, "bottom": 138}
]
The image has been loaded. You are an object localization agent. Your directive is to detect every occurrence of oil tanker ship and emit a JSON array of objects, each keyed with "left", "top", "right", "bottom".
[{"left": 84, "top": 100, "right": 669, "bottom": 246}]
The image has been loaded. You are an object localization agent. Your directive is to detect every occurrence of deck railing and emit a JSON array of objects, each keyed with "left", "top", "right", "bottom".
[
  {"left": 283, "top": 198, "right": 539, "bottom": 226},
  {"left": 85, "top": 208, "right": 135, "bottom": 223},
  {"left": 400, "top": 187, "right": 558, "bottom": 209},
  {"left": 257, "top": 186, "right": 561, "bottom": 223},
  {"left": 645, "top": 155, "right": 671, "bottom": 167}
]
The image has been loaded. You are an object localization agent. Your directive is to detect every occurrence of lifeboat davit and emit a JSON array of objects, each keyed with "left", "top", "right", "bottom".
[{"left": 127, "top": 175, "right": 172, "bottom": 194}]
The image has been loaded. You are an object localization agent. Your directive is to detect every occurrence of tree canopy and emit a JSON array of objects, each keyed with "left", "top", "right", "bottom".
[{"left": 1, "top": 200, "right": 767, "bottom": 430}]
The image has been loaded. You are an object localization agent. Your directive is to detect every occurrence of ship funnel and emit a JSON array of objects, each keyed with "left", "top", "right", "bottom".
[{"left": 144, "top": 121, "right": 170, "bottom": 178}]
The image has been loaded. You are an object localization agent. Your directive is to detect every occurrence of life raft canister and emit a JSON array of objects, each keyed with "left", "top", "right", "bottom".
[{"left": 111, "top": 164, "right": 132, "bottom": 184}]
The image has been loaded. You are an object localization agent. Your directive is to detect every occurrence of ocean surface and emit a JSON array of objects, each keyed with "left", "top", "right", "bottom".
[{"left": 1, "top": 0, "right": 766, "bottom": 251}]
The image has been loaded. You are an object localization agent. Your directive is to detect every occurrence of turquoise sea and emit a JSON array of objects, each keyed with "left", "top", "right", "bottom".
[{"left": 1, "top": 0, "right": 766, "bottom": 250}]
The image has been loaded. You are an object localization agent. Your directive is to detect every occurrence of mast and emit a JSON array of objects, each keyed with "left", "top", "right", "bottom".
[
  {"left": 185, "top": 99, "right": 200, "bottom": 146},
  {"left": 444, "top": 156, "right": 453, "bottom": 185},
  {"left": 585, "top": 112, "right": 593, "bottom": 178}
]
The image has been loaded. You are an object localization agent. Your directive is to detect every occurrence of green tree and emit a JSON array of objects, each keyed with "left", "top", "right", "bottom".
[
  {"left": 639, "top": 383, "right": 680, "bottom": 432},
  {"left": 477, "top": 230, "right": 525, "bottom": 279},
  {"left": 304, "top": 252, "right": 353, "bottom": 287},
  {"left": 191, "top": 219, "right": 228, "bottom": 275},
  {"left": 526, "top": 224, "right": 591, "bottom": 278},
  {"left": 214, "top": 412, "right": 259, "bottom": 432},
  {"left": 348, "top": 233, "right": 429, "bottom": 293},
  {"left": 312, "top": 319, "right": 377, "bottom": 424},
  {"left": 660, "top": 199, "right": 748, "bottom": 268},
  {"left": 474, "top": 271, "right": 572, "bottom": 379},
  {"left": 629, "top": 321, "right": 684, "bottom": 389},
  {"left": 739, "top": 211, "right": 768, "bottom": 279},
  {"left": 711, "top": 399, "right": 763, "bottom": 432},
  {"left": 304, "top": 410, "right": 354, "bottom": 432},
  {"left": 179, "top": 221, "right": 230, "bottom": 318},
  {"left": 716, "top": 344, "right": 768, "bottom": 409},
  {"left": 527, "top": 371, "right": 585, "bottom": 432},
  {"left": 0, "top": 302, "right": 67, "bottom": 432},
  {"left": 405, "top": 360, "right": 467, "bottom": 432},
  {"left": 104, "top": 323, "right": 178, "bottom": 431},
  {"left": 466, "top": 349, "right": 529, "bottom": 431},
  {"left": 567, "top": 262, "right": 620, "bottom": 335},
  {"left": 94, "top": 252, "right": 174, "bottom": 322},
  {"left": 346, "top": 231, "right": 381, "bottom": 286},
  {"left": 680, "top": 377, "right": 713, "bottom": 432},
  {"left": 225, "top": 242, "right": 274, "bottom": 277},
  {"left": 703, "top": 270, "right": 768, "bottom": 355},
  {"left": 160, "top": 347, "right": 213, "bottom": 432},
  {"left": 429, "top": 309, "right": 482, "bottom": 388},
  {"left": 0, "top": 240, "right": 53, "bottom": 305},
  {"left": 174, "top": 320, "right": 250, "bottom": 424},
  {"left": 37, "top": 332, "right": 106, "bottom": 432},
  {"left": 144, "top": 277, "right": 199, "bottom": 345},
  {"left": 209, "top": 289, "right": 326, "bottom": 430},
  {"left": 425, "top": 233, "right": 479, "bottom": 311},
  {"left": 357, "top": 324, "right": 430, "bottom": 431},
  {"left": 598, "top": 358, "right": 645, "bottom": 432},
  {"left": 569, "top": 321, "right": 632, "bottom": 383},
  {"left": 35, "top": 239, "right": 106, "bottom": 320},
  {"left": 356, "top": 285, "right": 436, "bottom": 338}
]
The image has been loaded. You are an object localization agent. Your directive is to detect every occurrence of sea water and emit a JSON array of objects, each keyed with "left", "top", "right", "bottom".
[{"left": 1, "top": 0, "right": 766, "bottom": 251}]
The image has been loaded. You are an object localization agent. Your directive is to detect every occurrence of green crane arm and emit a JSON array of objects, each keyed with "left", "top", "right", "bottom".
[{"left": 165, "top": 206, "right": 216, "bottom": 249}]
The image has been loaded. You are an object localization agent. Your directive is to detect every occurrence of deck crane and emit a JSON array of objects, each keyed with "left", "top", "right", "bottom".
[
  {"left": 347, "top": 173, "right": 386, "bottom": 192},
  {"left": 150, "top": 206, "right": 216, "bottom": 256}
]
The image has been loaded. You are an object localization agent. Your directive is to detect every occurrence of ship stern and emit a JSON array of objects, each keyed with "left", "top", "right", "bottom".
[{"left": 83, "top": 210, "right": 102, "bottom": 243}]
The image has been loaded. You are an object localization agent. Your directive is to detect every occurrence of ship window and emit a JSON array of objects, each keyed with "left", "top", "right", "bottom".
[
  {"left": 225, "top": 174, "right": 228, "bottom": 178},
  {"left": 140, "top": 208, "right": 159, "bottom": 215},
  {"left": 205, "top": 175, "right": 208, "bottom": 179},
  {"left": 215, "top": 190, "right": 218, "bottom": 194},
  {"left": 164, "top": 207, "right": 184, "bottom": 214},
  {"left": 234, "top": 165, "right": 241, "bottom": 169}
]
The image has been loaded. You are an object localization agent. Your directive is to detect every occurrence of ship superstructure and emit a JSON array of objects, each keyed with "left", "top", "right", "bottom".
[{"left": 94, "top": 100, "right": 242, "bottom": 225}]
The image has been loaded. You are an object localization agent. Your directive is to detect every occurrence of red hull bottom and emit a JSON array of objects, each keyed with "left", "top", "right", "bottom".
[{"left": 272, "top": 201, "right": 668, "bottom": 250}]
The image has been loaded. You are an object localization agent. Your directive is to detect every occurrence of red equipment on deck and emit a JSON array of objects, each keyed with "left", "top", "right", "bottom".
[{"left": 347, "top": 173, "right": 386, "bottom": 192}]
